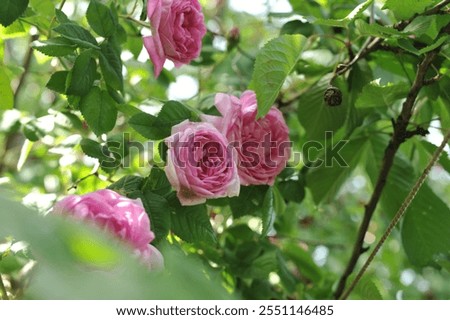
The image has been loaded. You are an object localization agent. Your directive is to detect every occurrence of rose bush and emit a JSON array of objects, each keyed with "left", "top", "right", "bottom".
[
  {"left": 144, "top": 0, "right": 207, "bottom": 77},
  {"left": 203, "top": 90, "right": 291, "bottom": 186},
  {"left": 53, "top": 189, "right": 163, "bottom": 270},
  {"left": 165, "top": 120, "right": 240, "bottom": 206}
]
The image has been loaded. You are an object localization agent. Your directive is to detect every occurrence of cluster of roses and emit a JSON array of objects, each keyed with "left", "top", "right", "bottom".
[{"left": 53, "top": 0, "right": 290, "bottom": 270}]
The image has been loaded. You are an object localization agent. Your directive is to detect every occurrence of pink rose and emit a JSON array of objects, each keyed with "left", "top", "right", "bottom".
[
  {"left": 203, "top": 90, "right": 291, "bottom": 186},
  {"left": 165, "top": 120, "right": 240, "bottom": 206},
  {"left": 144, "top": 0, "right": 207, "bottom": 78},
  {"left": 53, "top": 189, "right": 163, "bottom": 269}
]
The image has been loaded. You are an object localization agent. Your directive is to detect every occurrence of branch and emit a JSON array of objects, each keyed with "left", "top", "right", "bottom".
[
  {"left": 0, "top": 34, "right": 37, "bottom": 175},
  {"left": 0, "top": 274, "right": 8, "bottom": 300},
  {"left": 333, "top": 0, "right": 450, "bottom": 80},
  {"left": 424, "top": 0, "right": 450, "bottom": 16},
  {"left": 14, "top": 34, "right": 38, "bottom": 104},
  {"left": 341, "top": 129, "right": 450, "bottom": 299},
  {"left": 67, "top": 170, "right": 99, "bottom": 191},
  {"left": 333, "top": 48, "right": 441, "bottom": 299}
]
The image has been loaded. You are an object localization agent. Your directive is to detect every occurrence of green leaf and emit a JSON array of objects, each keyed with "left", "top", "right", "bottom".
[
  {"left": 0, "top": 66, "right": 14, "bottom": 110},
  {"left": 355, "top": 19, "right": 407, "bottom": 38},
  {"left": 0, "top": 0, "right": 29, "bottom": 27},
  {"left": 353, "top": 277, "right": 384, "bottom": 299},
  {"left": 280, "top": 20, "right": 314, "bottom": 36},
  {"left": 403, "top": 15, "right": 450, "bottom": 41},
  {"left": 99, "top": 42, "right": 123, "bottom": 91},
  {"left": 418, "top": 35, "right": 450, "bottom": 55},
  {"left": 297, "top": 74, "right": 347, "bottom": 141},
  {"left": 401, "top": 184, "right": 450, "bottom": 267},
  {"left": 86, "top": 0, "right": 118, "bottom": 37},
  {"left": 249, "top": 34, "right": 307, "bottom": 118},
  {"left": 383, "top": 0, "right": 435, "bottom": 20},
  {"left": 356, "top": 79, "right": 409, "bottom": 109},
  {"left": 29, "top": 0, "right": 54, "bottom": 17},
  {"left": 307, "top": 0, "right": 374, "bottom": 28},
  {"left": 229, "top": 185, "right": 269, "bottom": 218},
  {"left": 55, "top": 8, "right": 71, "bottom": 24},
  {"left": 108, "top": 175, "right": 144, "bottom": 196},
  {"left": 282, "top": 242, "right": 322, "bottom": 283},
  {"left": 80, "top": 138, "right": 106, "bottom": 160},
  {"left": 140, "top": 190, "right": 171, "bottom": 243},
  {"left": 32, "top": 37, "right": 77, "bottom": 57},
  {"left": 278, "top": 178, "right": 305, "bottom": 203},
  {"left": 46, "top": 71, "right": 69, "bottom": 94},
  {"left": 306, "top": 135, "right": 365, "bottom": 204},
  {"left": 129, "top": 112, "right": 159, "bottom": 139},
  {"left": 144, "top": 167, "right": 172, "bottom": 197},
  {"left": 170, "top": 202, "right": 216, "bottom": 244},
  {"left": 79, "top": 87, "right": 118, "bottom": 136},
  {"left": 420, "top": 140, "right": 450, "bottom": 173},
  {"left": 53, "top": 23, "right": 100, "bottom": 49},
  {"left": 154, "top": 101, "right": 198, "bottom": 137},
  {"left": 66, "top": 51, "right": 97, "bottom": 96},
  {"left": 129, "top": 101, "right": 197, "bottom": 140},
  {"left": 261, "top": 188, "right": 276, "bottom": 237}
]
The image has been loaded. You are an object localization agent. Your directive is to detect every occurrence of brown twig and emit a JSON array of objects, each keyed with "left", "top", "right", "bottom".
[
  {"left": 334, "top": 48, "right": 442, "bottom": 299},
  {"left": 341, "top": 129, "right": 450, "bottom": 299}
]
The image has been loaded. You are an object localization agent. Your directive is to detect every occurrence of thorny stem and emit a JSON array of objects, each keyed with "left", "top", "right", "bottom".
[{"left": 341, "top": 129, "right": 450, "bottom": 299}]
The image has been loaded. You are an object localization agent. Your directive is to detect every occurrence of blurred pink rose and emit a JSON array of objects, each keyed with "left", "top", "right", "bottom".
[
  {"left": 203, "top": 90, "right": 291, "bottom": 186},
  {"left": 144, "top": 0, "right": 207, "bottom": 78},
  {"left": 165, "top": 120, "right": 240, "bottom": 206},
  {"left": 53, "top": 189, "right": 163, "bottom": 269}
]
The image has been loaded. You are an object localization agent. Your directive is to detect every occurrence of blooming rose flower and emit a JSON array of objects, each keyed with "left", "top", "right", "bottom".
[
  {"left": 144, "top": 0, "right": 207, "bottom": 78},
  {"left": 53, "top": 189, "right": 163, "bottom": 269},
  {"left": 203, "top": 90, "right": 290, "bottom": 186},
  {"left": 165, "top": 120, "right": 240, "bottom": 206}
]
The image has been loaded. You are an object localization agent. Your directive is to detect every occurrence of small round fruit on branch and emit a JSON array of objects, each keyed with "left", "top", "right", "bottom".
[{"left": 324, "top": 86, "right": 343, "bottom": 107}]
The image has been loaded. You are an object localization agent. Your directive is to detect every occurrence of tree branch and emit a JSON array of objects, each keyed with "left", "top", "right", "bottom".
[
  {"left": 341, "top": 129, "right": 450, "bottom": 299},
  {"left": 334, "top": 48, "right": 441, "bottom": 299}
]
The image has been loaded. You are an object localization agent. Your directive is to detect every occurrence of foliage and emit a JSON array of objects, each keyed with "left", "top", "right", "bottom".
[{"left": 1, "top": 0, "right": 450, "bottom": 300}]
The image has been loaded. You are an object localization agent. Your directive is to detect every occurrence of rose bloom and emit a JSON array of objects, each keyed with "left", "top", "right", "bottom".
[
  {"left": 165, "top": 120, "right": 240, "bottom": 206},
  {"left": 144, "top": 0, "right": 207, "bottom": 78},
  {"left": 203, "top": 90, "right": 291, "bottom": 186},
  {"left": 53, "top": 189, "right": 163, "bottom": 270}
]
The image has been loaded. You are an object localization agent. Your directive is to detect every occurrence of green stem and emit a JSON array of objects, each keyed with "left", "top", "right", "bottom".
[
  {"left": 0, "top": 274, "right": 9, "bottom": 300},
  {"left": 237, "top": 46, "right": 254, "bottom": 61},
  {"left": 119, "top": 15, "right": 151, "bottom": 28}
]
